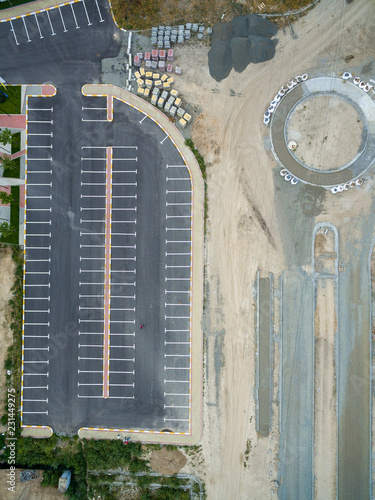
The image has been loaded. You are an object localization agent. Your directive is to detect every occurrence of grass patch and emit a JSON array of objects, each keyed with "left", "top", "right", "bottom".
[
  {"left": 11, "top": 132, "right": 21, "bottom": 155},
  {"left": 184, "top": 139, "right": 207, "bottom": 235},
  {"left": 111, "top": 0, "right": 316, "bottom": 31},
  {"left": 0, "top": 185, "right": 20, "bottom": 245},
  {"left": 0, "top": 0, "right": 35, "bottom": 11},
  {"left": 0, "top": 86, "right": 21, "bottom": 115}
]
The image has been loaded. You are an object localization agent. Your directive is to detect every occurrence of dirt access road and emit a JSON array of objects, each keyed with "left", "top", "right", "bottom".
[{"left": 173, "top": 0, "right": 375, "bottom": 498}]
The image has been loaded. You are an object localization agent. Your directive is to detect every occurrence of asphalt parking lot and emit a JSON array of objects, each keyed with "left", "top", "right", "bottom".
[{"left": 21, "top": 91, "right": 194, "bottom": 434}]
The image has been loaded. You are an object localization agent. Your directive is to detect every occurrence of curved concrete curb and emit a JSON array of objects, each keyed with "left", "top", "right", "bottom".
[
  {"left": 21, "top": 425, "right": 53, "bottom": 438},
  {"left": 270, "top": 77, "right": 375, "bottom": 187},
  {"left": 81, "top": 84, "right": 204, "bottom": 445}
]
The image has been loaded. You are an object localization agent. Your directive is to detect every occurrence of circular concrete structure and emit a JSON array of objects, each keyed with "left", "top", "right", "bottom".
[{"left": 270, "top": 76, "right": 375, "bottom": 187}]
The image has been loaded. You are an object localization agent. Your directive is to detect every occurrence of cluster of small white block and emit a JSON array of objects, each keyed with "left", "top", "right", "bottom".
[
  {"left": 330, "top": 178, "right": 363, "bottom": 194},
  {"left": 342, "top": 72, "right": 373, "bottom": 92},
  {"left": 280, "top": 169, "right": 299, "bottom": 185},
  {"left": 263, "top": 74, "right": 309, "bottom": 126}
]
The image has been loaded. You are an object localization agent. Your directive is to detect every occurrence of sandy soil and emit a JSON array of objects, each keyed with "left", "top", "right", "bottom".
[
  {"left": 0, "top": 247, "right": 16, "bottom": 427},
  {"left": 314, "top": 279, "right": 337, "bottom": 500},
  {"left": 170, "top": 1, "right": 375, "bottom": 498},
  {"left": 287, "top": 95, "right": 363, "bottom": 170}
]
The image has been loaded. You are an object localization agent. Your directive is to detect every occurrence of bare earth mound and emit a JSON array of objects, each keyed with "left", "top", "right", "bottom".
[
  {"left": 150, "top": 448, "right": 187, "bottom": 474},
  {"left": 287, "top": 95, "right": 364, "bottom": 171}
]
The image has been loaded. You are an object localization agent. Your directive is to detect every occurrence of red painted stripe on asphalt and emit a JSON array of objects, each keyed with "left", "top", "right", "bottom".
[{"left": 103, "top": 146, "right": 112, "bottom": 399}]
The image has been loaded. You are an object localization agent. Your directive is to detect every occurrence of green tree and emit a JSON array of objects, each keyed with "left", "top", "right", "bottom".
[
  {"left": 0, "top": 128, "right": 12, "bottom": 149},
  {"left": 0, "top": 222, "right": 14, "bottom": 238},
  {"left": 0, "top": 190, "right": 13, "bottom": 205},
  {"left": 0, "top": 154, "right": 17, "bottom": 172}
]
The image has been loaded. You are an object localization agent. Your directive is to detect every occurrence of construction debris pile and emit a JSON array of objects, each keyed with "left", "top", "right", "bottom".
[
  {"left": 134, "top": 50, "right": 191, "bottom": 129},
  {"left": 150, "top": 23, "right": 212, "bottom": 49},
  {"left": 208, "top": 14, "right": 278, "bottom": 82}
]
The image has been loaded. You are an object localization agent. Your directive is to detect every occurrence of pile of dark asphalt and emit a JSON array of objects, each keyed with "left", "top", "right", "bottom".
[{"left": 208, "top": 14, "right": 278, "bottom": 82}]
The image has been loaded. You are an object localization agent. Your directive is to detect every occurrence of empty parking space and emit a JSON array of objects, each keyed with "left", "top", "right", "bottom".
[
  {"left": 163, "top": 164, "right": 192, "bottom": 430},
  {"left": 22, "top": 96, "right": 54, "bottom": 426},
  {"left": 78, "top": 143, "right": 138, "bottom": 400},
  {"left": 1, "top": 0, "right": 106, "bottom": 47}
]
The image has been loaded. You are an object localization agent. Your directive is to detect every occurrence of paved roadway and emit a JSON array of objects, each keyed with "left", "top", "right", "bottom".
[
  {"left": 1, "top": 1, "right": 195, "bottom": 434},
  {"left": 270, "top": 77, "right": 375, "bottom": 187},
  {"left": 274, "top": 175, "right": 373, "bottom": 499}
]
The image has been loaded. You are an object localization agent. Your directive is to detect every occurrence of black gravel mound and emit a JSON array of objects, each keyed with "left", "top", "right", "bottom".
[{"left": 208, "top": 14, "right": 278, "bottom": 82}]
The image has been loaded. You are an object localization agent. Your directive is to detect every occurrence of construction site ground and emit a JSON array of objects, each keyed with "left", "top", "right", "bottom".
[{"left": 170, "top": 0, "right": 375, "bottom": 498}]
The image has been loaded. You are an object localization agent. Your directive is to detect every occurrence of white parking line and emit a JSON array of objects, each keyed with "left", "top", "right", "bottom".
[
  {"left": 160, "top": 135, "right": 169, "bottom": 144},
  {"left": 166, "top": 240, "right": 191, "bottom": 243},
  {"left": 22, "top": 16, "right": 31, "bottom": 42},
  {"left": 27, "top": 157, "right": 52, "bottom": 161},
  {"left": 164, "top": 418, "right": 189, "bottom": 422},
  {"left": 166, "top": 215, "right": 191, "bottom": 219},
  {"left": 110, "top": 344, "right": 135, "bottom": 348},
  {"left": 23, "top": 324, "right": 50, "bottom": 327},
  {"left": 27, "top": 183, "right": 52, "bottom": 187},
  {"left": 165, "top": 278, "right": 190, "bottom": 281},
  {"left": 112, "top": 158, "right": 138, "bottom": 162},
  {"left": 23, "top": 411, "right": 48, "bottom": 415},
  {"left": 82, "top": 107, "right": 107, "bottom": 110},
  {"left": 164, "top": 405, "right": 190, "bottom": 409},
  {"left": 164, "top": 380, "right": 189, "bottom": 383},
  {"left": 167, "top": 178, "right": 191, "bottom": 181},
  {"left": 9, "top": 20, "right": 19, "bottom": 46},
  {"left": 23, "top": 360, "right": 49, "bottom": 364},
  {"left": 26, "top": 209, "right": 52, "bottom": 212},
  {"left": 112, "top": 170, "right": 137, "bottom": 174},
  {"left": 82, "top": 0, "right": 92, "bottom": 25},
  {"left": 164, "top": 354, "right": 190, "bottom": 357},
  {"left": 58, "top": 7, "right": 68, "bottom": 32},
  {"left": 110, "top": 295, "right": 136, "bottom": 299},
  {"left": 165, "top": 291, "right": 191, "bottom": 295},
  {"left": 34, "top": 12, "right": 44, "bottom": 38},
  {"left": 46, "top": 10, "right": 56, "bottom": 36},
  {"left": 166, "top": 190, "right": 191, "bottom": 194},
  {"left": 82, "top": 119, "right": 108, "bottom": 122},
  {"left": 167, "top": 164, "right": 186, "bottom": 168},
  {"left": 165, "top": 304, "right": 190, "bottom": 307},
  {"left": 27, "top": 145, "right": 52, "bottom": 149},
  {"left": 26, "top": 171, "right": 52, "bottom": 174},
  {"left": 24, "top": 284, "right": 50, "bottom": 287},
  {"left": 94, "top": 0, "right": 105, "bottom": 22},
  {"left": 24, "top": 334, "right": 49, "bottom": 338},
  {"left": 166, "top": 252, "right": 191, "bottom": 256},
  {"left": 164, "top": 366, "right": 189, "bottom": 370},
  {"left": 166, "top": 265, "right": 190, "bottom": 269},
  {"left": 28, "top": 107, "right": 53, "bottom": 112},
  {"left": 166, "top": 228, "right": 190, "bottom": 231},
  {"left": 111, "top": 282, "right": 136, "bottom": 286},
  {"left": 23, "top": 398, "right": 48, "bottom": 403},
  {"left": 26, "top": 297, "right": 51, "bottom": 300},
  {"left": 165, "top": 315, "right": 190, "bottom": 319},
  {"left": 25, "top": 221, "right": 51, "bottom": 224},
  {"left": 71, "top": 3, "right": 80, "bottom": 28},
  {"left": 28, "top": 120, "right": 53, "bottom": 124},
  {"left": 166, "top": 202, "right": 192, "bottom": 206},
  {"left": 23, "top": 385, "right": 48, "bottom": 389},
  {"left": 28, "top": 132, "right": 53, "bottom": 136}
]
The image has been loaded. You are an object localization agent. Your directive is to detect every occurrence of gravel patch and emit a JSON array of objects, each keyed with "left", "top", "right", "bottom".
[{"left": 208, "top": 14, "right": 278, "bottom": 81}]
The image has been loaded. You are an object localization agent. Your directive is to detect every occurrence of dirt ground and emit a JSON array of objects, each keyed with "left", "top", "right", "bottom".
[
  {"left": 170, "top": 0, "right": 375, "bottom": 498},
  {"left": 0, "top": 247, "right": 16, "bottom": 424},
  {"left": 287, "top": 95, "right": 363, "bottom": 170},
  {"left": 0, "top": 470, "right": 63, "bottom": 500},
  {"left": 314, "top": 279, "right": 337, "bottom": 500},
  {"left": 150, "top": 448, "right": 187, "bottom": 474}
]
